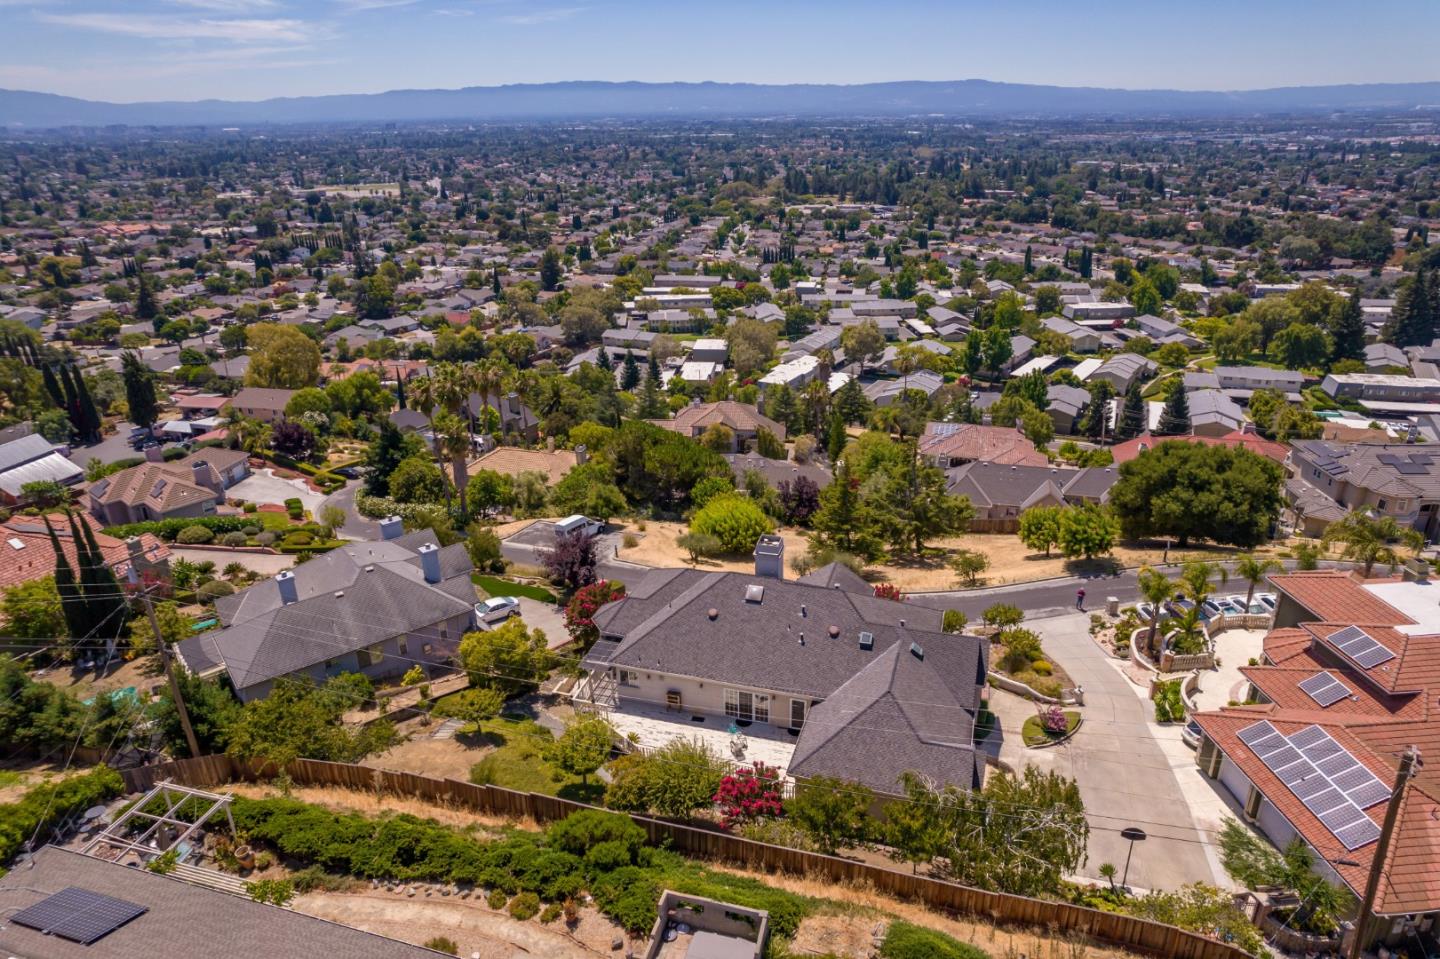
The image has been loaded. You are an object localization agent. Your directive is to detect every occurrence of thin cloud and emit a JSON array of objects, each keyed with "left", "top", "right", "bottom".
[
  {"left": 498, "top": 5, "right": 583, "bottom": 25},
  {"left": 168, "top": 0, "right": 282, "bottom": 10},
  {"left": 37, "top": 12, "right": 312, "bottom": 43},
  {"left": 332, "top": 0, "right": 420, "bottom": 9}
]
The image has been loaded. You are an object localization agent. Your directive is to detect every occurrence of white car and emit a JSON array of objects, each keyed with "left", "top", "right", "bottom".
[{"left": 475, "top": 596, "right": 521, "bottom": 625}]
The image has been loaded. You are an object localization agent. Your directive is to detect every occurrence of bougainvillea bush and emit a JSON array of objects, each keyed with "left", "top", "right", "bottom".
[
  {"left": 563, "top": 579, "right": 626, "bottom": 649},
  {"left": 713, "top": 762, "right": 784, "bottom": 829}
]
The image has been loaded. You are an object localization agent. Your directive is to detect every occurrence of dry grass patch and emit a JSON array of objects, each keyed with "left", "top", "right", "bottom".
[
  {"left": 616, "top": 520, "right": 809, "bottom": 573},
  {"left": 222, "top": 782, "right": 537, "bottom": 833}
]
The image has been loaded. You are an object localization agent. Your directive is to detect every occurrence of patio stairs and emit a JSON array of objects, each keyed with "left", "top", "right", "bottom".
[{"left": 431, "top": 718, "right": 464, "bottom": 740}]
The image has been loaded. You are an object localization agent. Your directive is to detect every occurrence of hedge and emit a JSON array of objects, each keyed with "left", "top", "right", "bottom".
[
  {"left": 102, "top": 515, "right": 255, "bottom": 541},
  {"left": 267, "top": 452, "right": 346, "bottom": 493},
  {"left": 355, "top": 494, "right": 437, "bottom": 523},
  {"left": 0, "top": 766, "right": 125, "bottom": 865}
]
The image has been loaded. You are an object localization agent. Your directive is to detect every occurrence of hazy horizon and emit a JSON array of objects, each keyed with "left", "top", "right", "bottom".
[{"left": 1, "top": 0, "right": 1438, "bottom": 103}]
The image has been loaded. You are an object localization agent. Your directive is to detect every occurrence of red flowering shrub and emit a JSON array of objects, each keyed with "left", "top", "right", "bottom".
[
  {"left": 1040, "top": 705, "right": 1068, "bottom": 735},
  {"left": 873, "top": 583, "right": 903, "bottom": 602},
  {"left": 564, "top": 579, "right": 626, "bottom": 649},
  {"left": 712, "top": 762, "right": 784, "bottom": 829}
]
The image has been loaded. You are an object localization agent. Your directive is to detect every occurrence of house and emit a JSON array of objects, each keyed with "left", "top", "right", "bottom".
[
  {"left": 0, "top": 846, "right": 446, "bottom": 959},
  {"left": 862, "top": 370, "right": 944, "bottom": 407},
  {"left": 0, "top": 515, "right": 169, "bottom": 594},
  {"left": 1046, "top": 383, "right": 1091, "bottom": 434},
  {"left": 573, "top": 543, "right": 987, "bottom": 796},
  {"left": 223, "top": 387, "right": 296, "bottom": 425},
  {"left": 1088, "top": 354, "right": 1157, "bottom": 393},
  {"left": 0, "top": 432, "right": 84, "bottom": 504},
  {"left": 725, "top": 453, "right": 832, "bottom": 491},
  {"left": 1132, "top": 314, "right": 1202, "bottom": 348},
  {"left": 465, "top": 391, "right": 540, "bottom": 442},
  {"left": 468, "top": 445, "right": 579, "bottom": 487},
  {"left": 918, "top": 422, "right": 1050, "bottom": 468},
  {"left": 1063, "top": 301, "right": 1135, "bottom": 322},
  {"left": 690, "top": 338, "right": 729, "bottom": 364},
  {"left": 87, "top": 447, "right": 250, "bottom": 526},
  {"left": 1210, "top": 365, "right": 1305, "bottom": 401},
  {"left": 1191, "top": 570, "right": 1440, "bottom": 955},
  {"left": 1186, "top": 389, "right": 1247, "bottom": 437},
  {"left": 1110, "top": 431, "right": 1289, "bottom": 466},
  {"left": 944, "top": 461, "right": 1118, "bottom": 523},
  {"left": 176, "top": 522, "right": 475, "bottom": 702},
  {"left": 1288, "top": 440, "right": 1440, "bottom": 540},
  {"left": 173, "top": 394, "right": 230, "bottom": 419},
  {"left": 653, "top": 401, "right": 784, "bottom": 451},
  {"left": 602, "top": 328, "right": 657, "bottom": 354},
  {"left": 653, "top": 273, "right": 721, "bottom": 289},
  {"left": 1041, "top": 316, "right": 1111, "bottom": 353},
  {"left": 758, "top": 355, "right": 820, "bottom": 393},
  {"left": 1364, "top": 342, "right": 1410, "bottom": 372},
  {"left": 1321, "top": 373, "right": 1440, "bottom": 412}
]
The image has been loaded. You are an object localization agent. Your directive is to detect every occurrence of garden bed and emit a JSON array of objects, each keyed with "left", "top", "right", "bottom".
[
  {"left": 471, "top": 575, "right": 557, "bottom": 604},
  {"left": 1021, "top": 711, "right": 1082, "bottom": 748}
]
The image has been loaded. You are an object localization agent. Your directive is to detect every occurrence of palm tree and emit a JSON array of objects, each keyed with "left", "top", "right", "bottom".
[
  {"left": 1179, "top": 560, "right": 1228, "bottom": 605},
  {"left": 434, "top": 411, "right": 471, "bottom": 521},
  {"left": 473, "top": 359, "right": 506, "bottom": 440},
  {"left": 1169, "top": 606, "right": 1207, "bottom": 655},
  {"left": 1137, "top": 566, "right": 1177, "bottom": 658},
  {"left": 1234, "top": 554, "right": 1283, "bottom": 607},
  {"left": 1323, "top": 511, "right": 1425, "bottom": 577}
]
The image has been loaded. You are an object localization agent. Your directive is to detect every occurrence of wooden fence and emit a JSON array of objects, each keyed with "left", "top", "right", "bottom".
[{"left": 120, "top": 756, "right": 1253, "bottom": 959}]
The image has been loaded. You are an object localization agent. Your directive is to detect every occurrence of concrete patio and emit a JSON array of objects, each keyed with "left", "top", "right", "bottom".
[
  {"left": 1190, "top": 627, "right": 1267, "bottom": 712},
  {"left": 602, "top": 702, "right": 798, "bottom": 776}
]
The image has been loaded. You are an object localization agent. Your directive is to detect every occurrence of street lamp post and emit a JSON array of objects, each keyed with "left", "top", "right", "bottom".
[{"left": 1120, "top": 826, "right": 1147, "bottom": 890}]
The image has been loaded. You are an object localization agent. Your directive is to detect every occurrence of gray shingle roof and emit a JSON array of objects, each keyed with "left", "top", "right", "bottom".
[
  {"left": 181, "top": 530, "right": 473, "bottom": 690},
  {"left": 0, "top": 847, "right": 445, "bottom": 959}
]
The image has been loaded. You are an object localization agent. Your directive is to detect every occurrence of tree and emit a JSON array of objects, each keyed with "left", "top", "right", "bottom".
[
  {"left": 1323, "top": 511, "right": 1425, "bottom": 576},
  {"left": 676, "top": 531, "right": 722, "bottom": 564},
  {"left": 691, "top": 493, "right": 772, "bottom": 554},
  {"left": 603, "top": 737, "right": 728, "bottom": 818},
  {"left": 245, "top": 323, "right": 320, "bottom": 389},
  {"left": 544, "top": 529, "right": 601, "bottom": 590},
  {"left": 564, "top": 579, "right": 625, "bottom": 648},
  {"left": 152, "top": 672, "right": 241, "bottom": 758},
  {"left": 875, "top": 457, "right": 974, "bottom": 554},
  {"left": 620, "top": 351, "right": 641, "bottom": 391},
  {"left": 1384, "top": 264, "right": 1436, "bottom": 347},
  {"left": 789, "top": 776, "right": 873, "bottom": 854},
  {"left": 777, "top": 476, "right": 821, "bottom": 526},
  {"left": 1329, "top": 292, "right": 1367, "bottom": 364},
  {"left": 270, "top": 421, "right": 315, "bottom": 459},
  {"left": 1108, "top": 442, "right": 1283, "bottom": 547},
  {"left": 458, "top": 618, "right": 552, "bottom": 693},
  {"left": 1180, "top": 560, "right": 1228, "bottom": 604},
  {"left": 1, "top": 576, "right": 64, "bottom": 639},
  {"left": 725, "top": 317, "right": 778, "bottom": 376},
  {"left": 363, "top": 420, "right": 426, "bottom": 496},
  {"left": 547, "top": 716, "right": 614, "bottom": 784},
  {"left": 121, "top": 350, "right": 160, "bottom": 430},
  {"left": 1058, "top": 504, "right": 1118, "bottom": 560},
  {"left": 1268, "top": 322, "right": 1329, "bottom": 370},
  {"left": 713, "top": 762, "right": 784, "bottom": 829},
  {"left": 840, "top": 320, "right": 885, "bottom": 371},
  {"left": 1156, "top": 383, "right": 1190, "bottom": 435},
  {"left": 285, "top": 387, "right": 332, "bottom": 419},
  {"left": 982, "top": 326, "right": 1013, "bottom": 377},
  {"left": 949, "top": 549, "right": 990, "bottom": 586},
  {"left": 1020, "top": 405, "right": 1054, "bottom": 448},
  {"left": 811, "top": 458, "right": 886, "bottom": 561},
  {"left": 539, "top": 247, "right": 564, "bottom": 292},
  {"left": 1136, "top": 566, "right": 1177, "bottom": 656},
  {"left": 1115, "top": 382, "right": 1146, "bottom": 441},
  {"left": 226, "top": 677, "right": 393, "bottom": 766},
  {"left": 1233, "top": 554, "right": 1283, "bottom": 607},
  {"left": 388, "top": 455, "right": 447, "bottom": 504},
  {"left": 1018, "top": 505, "right": 1063, "bottom": 557},
  {"left": 1129, "top": 276, "right": 1162, "bottom": 316}
]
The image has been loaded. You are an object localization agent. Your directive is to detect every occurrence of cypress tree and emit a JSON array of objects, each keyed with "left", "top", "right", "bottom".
[
  {"left": 135, "top": 272, "right": 157, "bottom": 320},
  {"left": 46, "top": 516, "right": 87, "bottom": 643},
  {"left": 1116, "top": 382, "right": 1147, "bottom": 440},
  {"left": 395, "top": 369, "right": 407, "bottom": 410},
  {"left": 74, "top": 366, "right": 102, "bottom": 443},
  {"left": 40, "top": 362, "right": 65, "bottom": 409},
  {"left": 57, "top": 363, "right": 81, "bottom": 435},
  {"left": 1157, "top": 383, "right": 1191, "bottom": 435},
  {"left": 1024, "top": 245, "right": 1033, "bottom": 273},
  {"left": 1329, "top": 292, "right": 1367, "bottom": 363},
  {"left": 620, "top": 351, "right": 640, "bottom": 391},
  {"left": 73, "top": 512, "right": 127, "bottom": 652}
]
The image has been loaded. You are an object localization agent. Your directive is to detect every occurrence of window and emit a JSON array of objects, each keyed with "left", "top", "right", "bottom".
[
  {"left": 441, "top": 626, "right": 449, "bottom": 639},
  {"left": 724, "top": 689, "right": 770, "bottom": 723},
  {"left": 397, "top": 637, "right": 409, "bottom": 656},
  {"left": 1244, "top": 785, "right": 1262, "bottom": 821},
  {"left": 422, "top": 643, "right": 434, "bottom": 655},
  {"left": 1378, "top": 499, "right": 1388, "bottom": 510},
  {"left": 357, "top": 643, "right": 384, "bottom": 668}
]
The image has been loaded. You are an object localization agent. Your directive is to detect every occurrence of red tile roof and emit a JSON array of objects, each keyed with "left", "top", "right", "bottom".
[
  {"left": 0, "top": 516, "right": 169, "bottom": 593},
  {"left": 1110, "top": 430, "right": 1289, "bottom": 465},
  {"left": 918, "top": 423, "right": 1049, "bottom": 467},
  {"left": 1269, "top": 570, "right": 1416, "bottom": 626}
]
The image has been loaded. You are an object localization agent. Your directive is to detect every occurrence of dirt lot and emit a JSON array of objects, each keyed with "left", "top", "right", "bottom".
[
  {"left": 615, "top": 520, "right": 1288, "bottom": 592},
  {"left": 0, "top": 761, "right": 87, "bottom": 805},
  {"left": 295, "top": 888, "right": 632, "bottom": 959},
  {"left": 222, "top": 781, "right": 534, "bottom": 832},
  {"left": 360, "top": 718, "right": 490, "bottom": 783},
  {"left": 36, "top": 654, "right": 164, "bottom": 702}
]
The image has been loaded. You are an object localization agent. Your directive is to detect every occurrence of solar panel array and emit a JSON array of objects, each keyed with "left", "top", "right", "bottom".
[
  {"left": 1298, "top": 671, "right": 1352, "bottom": 707},
  {"left": 1326, "top": 626, "right": 1396, "bottom": 670},
  {"left": 10, "top": 887, "right": 148, "bottom": 945},
  {"left": 1237, "top": 720, "right": 1388, "bottom": 850}
]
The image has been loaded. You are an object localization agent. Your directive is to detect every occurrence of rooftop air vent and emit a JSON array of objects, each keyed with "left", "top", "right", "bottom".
[
  {"left": 707, "top": 608, "right": 718, "bottom": 620},
  {"left": 910, "top": 642, "right": 924, "bottom": 660},
  {"left": 859, "top": 631, "right": 874, "bottom": 650},
  {"left": 828, "top": 625, "right": 840, "bottom": 639},
  {"left": 800, "top": 604, "right": 807, "bottom": 617},
  {"left": 745, "top": 584, "right": 765, "bottom": 604}
]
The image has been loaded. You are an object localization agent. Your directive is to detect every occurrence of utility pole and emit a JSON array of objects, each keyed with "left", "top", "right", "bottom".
[
  {"left": 131, "top": 568, "right": 202, "bottom": 759},
  {"left": 1349, "top": 746, "right": 1421, "bottom": 959}
]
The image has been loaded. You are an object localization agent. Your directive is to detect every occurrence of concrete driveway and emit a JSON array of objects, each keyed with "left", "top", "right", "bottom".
[
  {"left": 1023, "top": 612, "right": 1226, "bottom": 891},
  {"left": 167, "top": 548, "right": 296, "bottom": 576},
  {"left": 227, "top": 468, "right": 327, "bottom": 514},
  {"left": 472, "top": 596, "right": 570, "bottom": 651},
  {"left": 320, "top": 481, "right": 378, "bottom": 541},
  {"left": 66, "top": 422, "right": 138, "bottom": 469}
]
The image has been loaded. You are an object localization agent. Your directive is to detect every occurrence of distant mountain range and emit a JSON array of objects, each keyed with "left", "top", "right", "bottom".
[{"left": 4, "top": 79, "right": 1440, "bottom": 128}]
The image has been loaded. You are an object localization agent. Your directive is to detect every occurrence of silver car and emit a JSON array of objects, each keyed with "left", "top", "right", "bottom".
[{"left": 475, "top": 596, "right": 521, "bottom": 625}]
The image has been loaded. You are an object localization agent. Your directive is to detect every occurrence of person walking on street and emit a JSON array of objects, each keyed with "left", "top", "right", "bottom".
[{"left": 1076, "top": 588, "right": 1086, "bottom": 610}]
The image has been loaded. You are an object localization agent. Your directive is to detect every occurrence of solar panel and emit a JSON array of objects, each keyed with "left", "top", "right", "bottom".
[
  {"left": 1305, "top": 787, "right": 1347, "bottom": 815},
  {"left": 1299, "top": 736, "right": 1344, "bottom": 764},
  {"left": 1335, "top": 819, "right": 1383, "bottom": 851},
  {"left": 1298, "top": 672, "right": 1351, "bottom": 707},
  {"left": 1348, "top": 780, "right": 1392, "bottom": 810},
  {"left": 1316, "top": 751, "right": 1360, "bottom": 779},
  {"left": 1237, "top": 721, "right": 1278, "bottom": 747},
  {"left": 1289, "top": 725, "right": 1332, "bottom": 750},
  {"left": 1250, "top": 730, "right": 1287, "bottom": 755},
  {"left": 11, "top": 887, "right": 148, "bottom": 945},
  {"left": 1292, "top": 775, "right": 1331, "bottom": 800},
  {"left": 1331, "top": 765, "right": 1381, "bottom": 794},
  {"left": 1265, "top": 745, "right": 1303, "bottom": 770},
  {"left": 1327, "top": 627, "right": 1396, "bottom": 669},
  {"left": 1319, "top": 803, "right": 1365, "bottom": 831},
  {"left": 1352, "top": 643, "right": 1396, "bottom": 669},
  {"left": 1275, "top": 759, "right": 1317, "bottom": 786},
  {"left": 1328, "top": 625, "right": 1369, "bottom": 648}
]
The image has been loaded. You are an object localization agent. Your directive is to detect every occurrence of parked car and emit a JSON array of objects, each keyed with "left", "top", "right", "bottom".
[
  {"left": 474, "top": 596, "right": 521, "bottom": 624},
  {"left": 1182, "top": 718, "right": 1203, "bottom": 749},
  {"left": 333, "top": 465, "right": 361, "bottom": 479}
]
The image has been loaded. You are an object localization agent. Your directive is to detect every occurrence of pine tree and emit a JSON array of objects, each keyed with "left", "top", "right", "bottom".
[
  {"left": 620, "top": 351, "right": 640, "bottom": 391},
  {"left": 638, "top": 366, "right": 666, "bottom": 418},
  {"left": 1116, "top": 382, "right": 1146, "bottom": 440},
  {"left": 1385, "top": 265, "right": 1436, "bottom": 348},
  {"left": 135, "top": 272, "right": 157, "bottom": 320},
  {"left": 595, "top": 346, "right": 613, "bottom": 373},
  {"left": 1157, "top": 383, "right": 1191, "bottom": 435},
  {"left": 1329, "top": 292, "right": 1367, "bottom": 363}
]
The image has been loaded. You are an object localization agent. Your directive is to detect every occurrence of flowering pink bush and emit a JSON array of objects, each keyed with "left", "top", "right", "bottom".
[
  {"left": 1040, "top": 706, "right": 1069, "bottom": 735},
  {"left": 712, "top": 762, "right": 784, "bottom": 828},
  {"left": 873, "top": 583, "right": 903, "bottom": 602}
]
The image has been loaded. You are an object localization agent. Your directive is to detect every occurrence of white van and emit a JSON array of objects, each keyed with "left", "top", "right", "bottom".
[{"left": 553, "top": 514, "right": 602, "bottom": 538}]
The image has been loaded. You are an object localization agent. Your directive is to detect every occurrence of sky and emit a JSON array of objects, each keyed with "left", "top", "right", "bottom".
[{"left": 1, "top": 0, "right": 1438, "bottom": 103}]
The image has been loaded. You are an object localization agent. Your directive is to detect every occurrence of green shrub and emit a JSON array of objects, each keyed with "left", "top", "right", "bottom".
[
  {"left": 508, "top": 891, "right": 541, "bottom": 921},
  {"left": 1030, "top": 660, "right": 1053, "bottom": 676},
  {"left": 424, "top": 936, "right": 458, "bottom": 955},
  {"left": 100, "top": 515, "right": 253, "bottom": 541},
  {"left": 0, "top": 767, "right": 125, "bottom": 864},
  {"left": 942, "top": 609, "right": 968, "bottom": 634},
  {"left": 283, "top": 531, "right": 314, "bottom": 546},
  {"left": 243, "top": 502, "right": 258, "bottom": 513},
  {"left": 546, "top": 810, "right": 646, "bottom": 860},
  {"left": 221, "top": 531, "right": 249, "bottom": 547},
  {"left": 689, "top": 493, "right": 772, "bottom": 554},
  {"left": 539, "top": 903, "right": 562, "bottom": 924},
  {"left": 880, "top": 921, "right": 990, "bottom": 959},
  {"left": 176, "top": 524, "right": 216, "bottom": 544},
  {"left": 487, "top": 888, "right": 508, "bottom": 909},
  {"left": 255, "top": 531, "right": 277, "bottom": 546},
  {"left": 584, "top": 840, "right": 635, "bottom": 873},
  {"left": 197, "top": 580, "right": 236, "bottom": 602}
]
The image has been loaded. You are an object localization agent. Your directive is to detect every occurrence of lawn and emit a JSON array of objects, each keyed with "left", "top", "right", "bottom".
[
  {"left": 464, "top": 714, "right": 602, "bottom": 802},
  {"left": 1021, "top": 710, "right": 1082, "bottom": 746},
  {"left": 471, "top": 575, "right": 557, "bottom": 604}
]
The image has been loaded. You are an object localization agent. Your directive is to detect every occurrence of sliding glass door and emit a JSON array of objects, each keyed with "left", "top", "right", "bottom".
[{"left": 724, "top": 688, "right": 771, "bottom": 723}]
